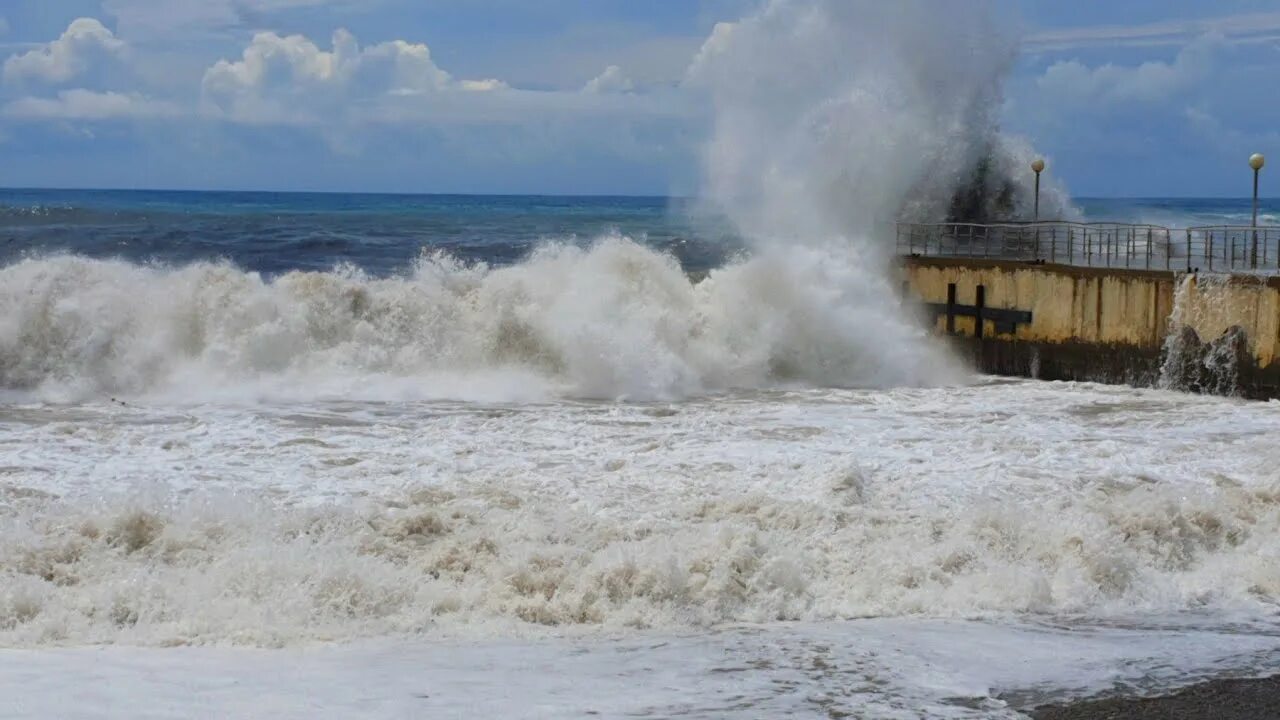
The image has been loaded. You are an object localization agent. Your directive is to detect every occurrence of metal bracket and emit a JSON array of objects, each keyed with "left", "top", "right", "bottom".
[{"left": 925, "top": 283, "right": 1032, "bottom": 337}]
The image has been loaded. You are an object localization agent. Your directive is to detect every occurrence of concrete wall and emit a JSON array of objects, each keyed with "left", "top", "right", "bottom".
[
  {"left": 1174, "top": 275, "right": 1280, "bottom": 369},
  {"left": 902, "top": 257, "right": 1280, "bottom": 397}
]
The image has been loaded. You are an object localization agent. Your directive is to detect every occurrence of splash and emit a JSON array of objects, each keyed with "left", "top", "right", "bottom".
[
  {"left": 0, "top": 2, "right": 1103, "bottom": 401},
  {"left": 1159, "top": 274, "right": 1200, "bottom": 391},
  {"left": 1159, "top": 274, "right": 1249, "bottom": 396},
  {"left": 0, "top": 239, "right": 958, "bottom": 402},
  {"left": 689, "top": 0, "right": 1075, "bottom": 237}
]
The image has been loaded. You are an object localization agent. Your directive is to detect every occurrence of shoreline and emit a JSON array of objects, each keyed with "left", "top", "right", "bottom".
[{"left": 1030, "top": 674, "right": 1280, "bottom": 719}]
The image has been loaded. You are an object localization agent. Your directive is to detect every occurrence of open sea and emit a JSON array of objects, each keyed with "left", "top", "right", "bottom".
[{"left": 2, "top": 189, "right": 1280, "bottom": 718}]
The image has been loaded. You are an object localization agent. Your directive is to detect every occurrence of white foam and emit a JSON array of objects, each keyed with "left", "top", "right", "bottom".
[
  {"left": 2, "top": 381, "right": 1278, "bottom": 648},
  {"left": 0, "top": 238, "right": 960, "bottom": 404},
  {"left": 2, "top": 2, "right": 1272, "bottom": 714}
]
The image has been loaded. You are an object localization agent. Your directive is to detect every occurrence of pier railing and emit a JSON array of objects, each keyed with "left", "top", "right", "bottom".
[
  {"left": 897, "top": 222, "right": 1280, "bottom": 273},
  {"left": 1184, "top": 226, "right": 1280, "bottom": 273}
]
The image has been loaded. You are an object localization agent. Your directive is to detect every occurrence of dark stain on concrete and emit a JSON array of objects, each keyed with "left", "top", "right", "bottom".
[{"left": 950, "top": 330, "right": 1280, "bottom": 400}]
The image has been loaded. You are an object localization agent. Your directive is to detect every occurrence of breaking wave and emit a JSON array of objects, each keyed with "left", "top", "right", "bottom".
[
  {"left": 0, "top": 1, "right": 1084, "bottom": 402},
  {"left": 0, "top": 237, "right": 958, "bottom": 402}
]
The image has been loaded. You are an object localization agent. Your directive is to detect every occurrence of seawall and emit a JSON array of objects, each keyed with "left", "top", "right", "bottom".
[{"left": 902, "top": 256, "right": 1280, "bottom": 398}]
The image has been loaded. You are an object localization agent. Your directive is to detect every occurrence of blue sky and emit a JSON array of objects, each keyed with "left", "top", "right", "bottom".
[{"left": 0, "top": 0, "right": 1277, "bottom": 197}]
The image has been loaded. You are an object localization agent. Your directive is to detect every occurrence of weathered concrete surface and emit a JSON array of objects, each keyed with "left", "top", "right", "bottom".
[{"left": 902, "top": 257, "right": 1280, "bottom": 398}]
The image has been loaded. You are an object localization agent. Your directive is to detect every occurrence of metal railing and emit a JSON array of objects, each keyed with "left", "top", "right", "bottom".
[
  {"left": 1183, "top": 226, "right": 1280, "bottom": 272},
  {"left": 897, "top": 222, "right": 1280, "bottom": 273}
]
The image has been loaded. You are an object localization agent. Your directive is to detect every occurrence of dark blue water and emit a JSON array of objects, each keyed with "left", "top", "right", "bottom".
[
  {"left": 0, "top": 189, "right": 741, "bottom": 276},
  {"left": 1076, "top": 197, "right": 1280, "bottom": 228},
  {"left": 0, "top": 189, "right": 1274, "bottom": 276}
]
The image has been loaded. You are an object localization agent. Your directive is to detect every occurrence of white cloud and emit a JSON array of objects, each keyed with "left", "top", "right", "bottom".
[
  {"left": 202, "top": 28, "right": 507, "bottom": 123},
  {"left": 3, "top": 18, "right": 128, "bottom": 85},
  {"left": 459, "top": 79, "right": 508, "bottom": 92},
  {"left": 3, "top": 89, "right": 181, "bottom": 120},
  {"left": 583, "top": 65, "right": 633, "bottom": 94},
  {"left": 1036, "top": 35, "right": 1218, "bottom": 105},
  {"left": 683, "top": 22, "right": 736, "bottom": 86},
  {"left": 1028, "top": 11, "right": 1280, "bottom": 51}
]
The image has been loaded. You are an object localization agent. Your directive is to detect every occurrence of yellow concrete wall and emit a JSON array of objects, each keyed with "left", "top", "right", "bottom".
[
  {"left": 1176, "top": 276, "right": 1280, "bottom": 367},
  {"left": 903, "top": 258, "right": 1280, "bottom": 368}
]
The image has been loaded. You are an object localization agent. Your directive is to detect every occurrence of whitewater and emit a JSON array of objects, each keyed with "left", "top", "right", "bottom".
[
  {"left": 4, "top": 0, "right": 1280, "bottom": 717},
  {"left": 0, "top": 239, "right": 955, "bottom": 404},
  {"left": 4, "top": 379, "right": 1280, "bottom": 717}
]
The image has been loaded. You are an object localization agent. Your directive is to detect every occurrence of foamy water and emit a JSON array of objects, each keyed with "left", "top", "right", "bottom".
[
  {"left": 0, "top": 239, "right": 957, "bottom": 404},
  {"left": 7, "top": 247, "right": 1277, "bottom": 716},
  {"left": 3, "top": 380, "right": 1280, "bottom": 716},
  {"left": 3, "top": 0, "right": 1277, "bottom": 715}
]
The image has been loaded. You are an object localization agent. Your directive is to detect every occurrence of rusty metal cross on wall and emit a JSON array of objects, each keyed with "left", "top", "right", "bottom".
[{"left": 927, "top": 283, "right": 1033, "bottom": 337}]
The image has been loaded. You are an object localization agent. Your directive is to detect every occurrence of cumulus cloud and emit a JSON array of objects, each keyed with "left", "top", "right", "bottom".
[
  {"left": 1036, "top": 34, "right": 1218, "bottom": 105},
  {"left": 2, "top": 18, "right": 128, "bottom": 86},
  {"left": 583, "top": 65, "right": 633, "bottom": 94},
  {"left": 3, "top": 89, "right": 181, "bottom": 120},
  {"left": 202, "top": 28, "right": 507, "bottom": 123},
  {"left": 683, "top": 22, "right": 736, "bottom": 86},
  {"left": 459, "top": 79, "right": 509, "bottom": 92}
]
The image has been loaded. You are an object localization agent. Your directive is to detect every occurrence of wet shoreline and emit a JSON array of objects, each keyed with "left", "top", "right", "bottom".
[{"left": 1031, "top": 675, "right": 1280, "bottom": 719}]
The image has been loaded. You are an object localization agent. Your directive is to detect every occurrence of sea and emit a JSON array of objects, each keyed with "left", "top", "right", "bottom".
[{"left": 2, "top": 189, "right": 1280, "bottom": 719}]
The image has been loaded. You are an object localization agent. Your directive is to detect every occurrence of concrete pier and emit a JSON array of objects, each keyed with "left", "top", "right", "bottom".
[{"left": 898, "top": 223, "right": 1280, "bottom": 398}]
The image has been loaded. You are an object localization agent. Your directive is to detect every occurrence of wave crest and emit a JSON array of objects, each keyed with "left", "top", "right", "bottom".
[{"left": 0, "top": 236, "right": 958, "bottom": 401}]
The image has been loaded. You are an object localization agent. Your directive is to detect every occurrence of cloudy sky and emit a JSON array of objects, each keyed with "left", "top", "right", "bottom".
[{"left": 0, "top": 0, "right": 1277, "bottom": 197}]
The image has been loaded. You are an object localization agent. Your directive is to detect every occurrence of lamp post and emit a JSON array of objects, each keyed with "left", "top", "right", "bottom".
[
  {"left": 1031, "top": 158, "right": 1045, "bottom": 221},
  {"left": 1251, "top": 153, "right": 1265, "bottom": 269}
]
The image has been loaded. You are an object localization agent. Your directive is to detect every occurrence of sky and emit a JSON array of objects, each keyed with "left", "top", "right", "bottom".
[{"left": 0, "top": 0, "right": 1278, "bottom": 197}]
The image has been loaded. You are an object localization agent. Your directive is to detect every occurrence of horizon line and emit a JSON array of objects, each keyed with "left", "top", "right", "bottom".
[{"left": 1, "top": 186, "right": 1279, "bottom": 202}]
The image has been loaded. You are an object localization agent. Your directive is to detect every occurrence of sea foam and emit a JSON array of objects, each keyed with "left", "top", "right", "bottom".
[
  {"left": 0, "top": 237, "right": 959, "bottom": 403},
  {"left": 1, "top": 383, "right": 1277, "bottom": 647}
]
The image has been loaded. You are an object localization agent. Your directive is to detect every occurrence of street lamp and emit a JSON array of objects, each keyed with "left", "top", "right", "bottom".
[
  {"left": 1250, "top": 153, "right": 1265, "bottom": 269},
  {"left": 1031, "top": 158, "right": 1046, "bottom": 221}
]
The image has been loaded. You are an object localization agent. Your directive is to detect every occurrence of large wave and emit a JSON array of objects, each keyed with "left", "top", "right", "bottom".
[
  {"left": 0, "top": 0, "right": 1080, "bottom": 401},
  {"left": 0, "top": 239, "right": 956, "bottom": 401}
]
